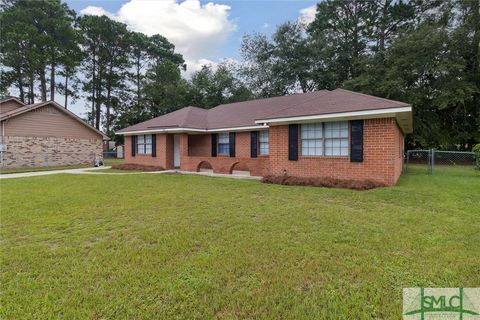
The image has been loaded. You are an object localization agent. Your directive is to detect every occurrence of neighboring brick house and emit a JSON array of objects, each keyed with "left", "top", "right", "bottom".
[
  {"left": 0, "top": 97, "right": 108, "bottom": 168},
  {"left": 117, "top": 89, "right": 412, "bottom": 186}
]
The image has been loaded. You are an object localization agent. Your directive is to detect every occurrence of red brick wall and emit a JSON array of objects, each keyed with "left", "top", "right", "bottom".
[
  {"left": 188, "top": 134, "right": 210, "bottom": 156},
  {"left": 123, "top": 118, "right": 404, "bottom": 185},
  {"left": 180, "top": 132, "right": 269, "bottom": 176},
  {"left": 124, "top": 134, "right": 174, "bottom": 169},
  {"left": 268, "top": 118, "right": 404, "bottom": 185}
]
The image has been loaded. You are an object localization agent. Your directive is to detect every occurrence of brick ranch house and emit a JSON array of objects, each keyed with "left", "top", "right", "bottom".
[
  {"left": 0, "top": 97, "right": 108, "bottom": 168},
  {"left": 117, "top": 89, "right": 412, "bottom": 186}
]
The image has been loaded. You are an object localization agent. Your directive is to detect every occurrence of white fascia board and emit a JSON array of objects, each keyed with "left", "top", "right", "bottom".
[
  {"left": 117, "top": 128, "right": 206, "bottom": 135},
  {"left": 254, "top": 106, "right": 412, "bottom": 124},
  {"left": 208, "top": 125, "right": 267, "bottom": 132},
  {"left": 116, "top": 125, "right": 268, "bottom": 136}
]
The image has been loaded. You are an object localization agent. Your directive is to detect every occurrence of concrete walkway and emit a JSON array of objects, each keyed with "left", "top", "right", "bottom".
[
  {"left": 0, "top": 166, "right": 261, "bottom": 180},
  {"left": 0, "top": 166, "right": 111, "bottom": 179}
]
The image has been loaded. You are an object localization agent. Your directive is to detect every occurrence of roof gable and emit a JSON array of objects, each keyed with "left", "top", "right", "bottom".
[
  {"left": 0, "top": 97, "right": 26, "bottom": 114},
  {"left": 0, "top": 101, "right": 108, "bottom": 139}
]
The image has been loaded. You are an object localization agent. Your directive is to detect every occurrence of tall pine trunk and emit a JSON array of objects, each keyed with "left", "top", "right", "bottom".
[
  {"left": 64, "top": 73, "right": 68, "bottom": 108},
  {"left": 16, "top": 68, "right": 24, "bottom": 103},
  {"left": 50, "top": 60, "right": 55, "bottom": 101},
  {"left": 91, "top": 47, "right": 96, "bottom": 126},
  {"left": 28, "top": 75, "right": 34, "bottom": 104},
  {"left": 39, "top": 68, "right": 47, "bottom": 102},
  {"left": 95, "top": 66, "right": 102, "bottom": 130},
  {"left": 136, "top": 56, "right": 141, "bottom": 106}
]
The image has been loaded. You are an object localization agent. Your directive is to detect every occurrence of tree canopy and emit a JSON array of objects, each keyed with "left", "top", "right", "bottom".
[{"left": 0, "top": 0, "right": 478, "bottom": 149}]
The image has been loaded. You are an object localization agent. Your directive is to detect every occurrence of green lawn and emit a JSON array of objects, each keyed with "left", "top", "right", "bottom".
[{"left": 1, "top": 167, "right": 479, "bottom": 319}]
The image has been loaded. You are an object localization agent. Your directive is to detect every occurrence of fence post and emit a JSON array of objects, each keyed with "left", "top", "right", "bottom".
[
  {"left": 427, "top": 149, "right": 433, "bottom": 175},
  {"left": 431, "top": 149, "right": 435, "bottom": 175},
  {"left": 405, "top": 150, "right": 410, "bottom": 173}
]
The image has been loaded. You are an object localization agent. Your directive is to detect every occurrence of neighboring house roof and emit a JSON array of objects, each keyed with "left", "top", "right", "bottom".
[
  {"left": 117, "top": 89, "right": 413, "bottom": 135},
  {"left": 0, "top": 96, "right": 26, "bottom": 107},
  {"left": 0, "top": 100, "right": 109, "bottom": 139}
]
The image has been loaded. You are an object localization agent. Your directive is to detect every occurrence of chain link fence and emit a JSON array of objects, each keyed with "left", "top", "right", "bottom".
[{"left": 405, "top": 149, "right": 476, "bottom": 175}]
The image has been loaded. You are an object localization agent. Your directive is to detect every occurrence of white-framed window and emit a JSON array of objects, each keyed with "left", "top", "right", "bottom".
[
  {"left": 217, "top": 132, "right": 230, "bottom": 155},
  {"left": 136, "top": 134, "right": 152, "bottom": 155},
  {"left": 259, "top": 130, "right": 269, "bottom": 155},
  {"left": 301, "top": 121, "right": 349, "bottom": 156}
]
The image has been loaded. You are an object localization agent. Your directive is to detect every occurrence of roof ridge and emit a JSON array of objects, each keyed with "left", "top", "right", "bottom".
[
  {"left": 255, "top": 90, "right": 331, "bottom": 121},
  {"left": 210, "top": 90, "right": 326, "bottom": 110},
  {"left": 333, "top": 88, "right": 409, "bottom": 105}
]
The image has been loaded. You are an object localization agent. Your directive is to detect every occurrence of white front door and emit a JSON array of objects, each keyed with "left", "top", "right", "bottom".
[{"left": 173, "top": 135, "right": 180, "bottom": 167}]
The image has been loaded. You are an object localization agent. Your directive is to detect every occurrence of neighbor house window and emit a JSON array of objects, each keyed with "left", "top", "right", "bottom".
[
  {"left": 259, "top": 130, "right": 269, "bottom": 155},
  {"left": 301, "top": 121, "right": 349, "bottom": 156},
  {"left": 217, "top": 132, "right": 230, "bottom": 155},
  {"left": 136, "top": 134, "right": 152, "bottom": 155}
]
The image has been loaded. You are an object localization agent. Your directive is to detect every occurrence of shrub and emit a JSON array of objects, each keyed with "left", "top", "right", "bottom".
[
  {"left": 111, "top": 163, "right": 164, "bottom": 172},
  {"left": 261, "top": 175, "right": 387, "bottom": 190},
  {"left": 473, "top": 144, "right": 480, "bottom": 170}
]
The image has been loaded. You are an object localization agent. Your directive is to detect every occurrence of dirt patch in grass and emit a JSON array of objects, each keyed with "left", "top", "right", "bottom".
[
  {"left": 261, "top": 175, "right": 387, "bottom": 190},
  {"left": 111, "top": 163, "right": 164, "bottom": 172}
]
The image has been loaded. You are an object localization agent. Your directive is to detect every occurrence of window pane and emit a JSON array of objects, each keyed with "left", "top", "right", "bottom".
[
  {"left": 302, "top": 139, "right": 322, "bottom": 156},
  {"left": 325, "top": 121, "right": 348, "bottom": 138},
  {"left": 340, "top": 122, "right": 349, "bottom": 138},
  {"left": 259, "top": 130, "right": 268, "bottom": 142},
  {"left": 218, "top": 132, "right": 229, "bottom": 143},
  {"left": 145, "top": 135, "right": 152, "bottom": 143},
  {"left": 325, "top": 138, "right": 348, "bottom": 156},
  {"left": 259, "top": 130, "right": 269, "bottom": 155},
  {"left": 145, "top": 145, "right": 152, "bottom": 154},
  {"left": 218, "top": 143, "right": 229, "bottom": 154},
  {"left": 301, "top": 123, "right": 323, "bottom": 139},
  {"left": 137, "top": 135, "right": 145, "bottom": 143}
]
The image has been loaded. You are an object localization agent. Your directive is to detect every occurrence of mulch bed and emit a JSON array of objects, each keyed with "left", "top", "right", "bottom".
[
  {"left": 111, "top": 163, "right": 165, "bottom": 172},
  {"left": 261, "top": 175, "right": 387, "bottom": 190}
]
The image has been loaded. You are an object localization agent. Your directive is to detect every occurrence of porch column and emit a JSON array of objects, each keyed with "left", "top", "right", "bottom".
[{"left": 179, "top": 133, "right": 189, "bottom": 170}]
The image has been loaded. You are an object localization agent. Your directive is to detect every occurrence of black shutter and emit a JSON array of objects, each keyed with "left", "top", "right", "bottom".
[
  {"left": 131, "top": 135, "right": 136, "bottom": 157},
  {"left": 288, "top": 124, "right": 298, "bottom": 161},
  {"left": 250, "top": 131, "right": 258, "bottom": 158},
  {"left": 151, "top": 134, "right": 156, "bottom": 157},
  {"left": 211, "top": 133, "right": 217, "bottom": 157},
  {"left": 350, "top": 120, "right": 363, "bottom": 162},
  {"left": 229, "top": 132, "right": 236, "bottom": 157}
]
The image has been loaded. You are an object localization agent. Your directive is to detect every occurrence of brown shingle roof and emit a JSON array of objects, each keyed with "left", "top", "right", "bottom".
[{"left": 117, "top": 89, "right": 411, "bottom": 133}]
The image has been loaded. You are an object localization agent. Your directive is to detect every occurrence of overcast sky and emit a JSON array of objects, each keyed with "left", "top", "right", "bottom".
[{"left": 62, "top": 0, "right": 318, "bottom": 117}]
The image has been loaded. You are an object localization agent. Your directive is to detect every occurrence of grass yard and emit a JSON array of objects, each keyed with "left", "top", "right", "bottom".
[{"left": 1, "top": 166, "right": 479, "bottom": 319}]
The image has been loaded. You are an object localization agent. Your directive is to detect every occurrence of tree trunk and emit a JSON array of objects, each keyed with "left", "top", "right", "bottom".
[
  {"left": 28, "top": 75, "right": 34, "bottom": 104},
  {"left": 91, "top": 47, "right": 96, "bottom": 126},
  {"left": 16, "top": 68, "right": 24, "bottom": 103},
  {"left": 64, "top": 73, "right": 68, "bottom": 108},
  {"left": 95, "top": 67, "right": 102, "bottom": 130},
  {"left": 50, "top": 61, "right": 55, "bottom": 101},
  {"left": 106, "top": 85, "right": 111, "bottom": 135},
  {"left": 136, "top": 56, "right": 141, "bottom": 105},
  {"left": 39, "top": 69, "right": 47, "bottom": 102}
]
